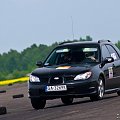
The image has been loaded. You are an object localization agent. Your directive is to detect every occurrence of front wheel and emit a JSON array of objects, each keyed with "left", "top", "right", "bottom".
[
  {"left": 61, "top": 97, "right": 73, "bottom": 105},
  {"left": 30, "top": 98, "right": 46, "bottom": 110},
  {"left": 90, "top": 78, "right": 104, "bottom": 101},
  {"left": 117, "top": 90, "right": 120, "bottom": 96}
]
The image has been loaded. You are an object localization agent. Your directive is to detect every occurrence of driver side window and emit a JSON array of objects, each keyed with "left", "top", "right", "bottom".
[{"left": 101, "top": 45, "right": 110, "bottom": 60}]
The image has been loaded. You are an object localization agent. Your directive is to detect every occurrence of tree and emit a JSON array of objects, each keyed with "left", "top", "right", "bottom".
[
  {"left": 79, "top": 35, "right": 92, "bottom": 41},
  {"left": 115, "top": 40, "right": 120, "bottom": 49}
]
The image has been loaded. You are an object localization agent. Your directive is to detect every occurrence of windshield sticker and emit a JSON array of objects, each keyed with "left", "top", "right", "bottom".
[
  {"left": 56, "top": 49, "right": 69, "bottom": 53},
  {"left": 83, "top": 48, "right": 97, "bottom": 52},
  {"left": 56, "top": 66, "right": 71, "bottom": 69},
  {"left": 108, "top": 67, "right": 113, "bottom": 79},
  {"left": 111, "top": 53, "right": 117, "bottom": 60}
]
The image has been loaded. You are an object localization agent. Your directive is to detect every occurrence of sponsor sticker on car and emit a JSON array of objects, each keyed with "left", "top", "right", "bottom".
[
  {"left": 56, "top": 66, "right": 71, "bottom": 69},
  {"left": 45, "top": 85, "right": 67, "bottom": 92},
  {"left": 108, "top": 67, "right": 113, "bottom": 79}
]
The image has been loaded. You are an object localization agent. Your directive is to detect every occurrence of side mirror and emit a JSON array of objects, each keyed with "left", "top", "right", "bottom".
[
  {"left": 36, "top": 61, "right": 43, "bottom": 67},
  {"left": 103, "top": 57, "right": 114, "bottom": 64},
  {"left": 101, "top": 57, "right": 114, "bottom": 67}
]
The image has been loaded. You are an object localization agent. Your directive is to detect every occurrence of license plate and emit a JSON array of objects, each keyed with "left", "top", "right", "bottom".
[{"left": 45, "top": 85, "right": 67, "bottom": 92}]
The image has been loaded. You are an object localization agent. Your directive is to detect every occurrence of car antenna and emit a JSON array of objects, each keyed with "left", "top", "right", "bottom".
[{"left": 71, "top": 16, "right": 74, "bottom": 40}]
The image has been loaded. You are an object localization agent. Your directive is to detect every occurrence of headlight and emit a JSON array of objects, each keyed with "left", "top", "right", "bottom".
[
  {"left": 74, "top": 72, "right": 92, "bottom": 80},
  {"left": 29, "top": 75, "right": 40, "bottom": 82}
]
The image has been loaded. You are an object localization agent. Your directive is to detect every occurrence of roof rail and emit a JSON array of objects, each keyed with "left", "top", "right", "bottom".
[
  {"left": 98, "top": 40, "right": 111, "bottom": 43},
  {"left": 59, "top": 41, "right": 77, "bottom": 45}
]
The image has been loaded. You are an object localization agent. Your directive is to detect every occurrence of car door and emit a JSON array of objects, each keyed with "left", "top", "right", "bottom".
[
  {"left": 101, "top": 45, "right": 114, "bottom": 89},
  {"left": 106, "top": 44, "right": 120, "bottom": 88}
]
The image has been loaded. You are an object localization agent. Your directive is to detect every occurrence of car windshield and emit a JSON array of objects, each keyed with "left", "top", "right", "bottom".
[{"left": 44, "top": 44, "right": 100, "bottom": 66}]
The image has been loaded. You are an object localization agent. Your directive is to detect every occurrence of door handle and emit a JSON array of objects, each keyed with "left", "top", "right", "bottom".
[{"left": 112, "top": 64, "right": 115, "bottom": 67}]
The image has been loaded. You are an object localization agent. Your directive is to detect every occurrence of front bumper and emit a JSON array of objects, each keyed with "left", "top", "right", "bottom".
[{"left": 28, "top": 80, "right": 98, "bottom": 99}]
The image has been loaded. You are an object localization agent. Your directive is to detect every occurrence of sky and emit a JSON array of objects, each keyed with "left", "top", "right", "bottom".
[{"left": 0, "top": 0, "right": 120, "bottom": 54}]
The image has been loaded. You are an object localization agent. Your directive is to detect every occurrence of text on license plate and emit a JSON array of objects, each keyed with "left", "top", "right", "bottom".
[{"left": 45, "top": 85, "right": 67, "bottom": 92}]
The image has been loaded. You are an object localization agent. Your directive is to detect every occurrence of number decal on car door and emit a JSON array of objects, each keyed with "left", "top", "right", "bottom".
[{"left": 108, "top": 67, "right": 113, "bottom": 79}]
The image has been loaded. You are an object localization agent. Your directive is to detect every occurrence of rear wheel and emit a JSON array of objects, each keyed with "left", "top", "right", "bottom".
[
  {"left": 61, "top": 97, "right": 73, "bottom": 105},
  {"left": 30, "top": 98, "right": 46, "bottom": 110},
  {"left": 90, "top": 78, "right": 104, "bottom": 101}
]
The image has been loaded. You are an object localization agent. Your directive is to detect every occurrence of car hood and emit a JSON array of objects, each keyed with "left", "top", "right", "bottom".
[{"left": 31, "top": 63, "right": 97, "bottom": 77}]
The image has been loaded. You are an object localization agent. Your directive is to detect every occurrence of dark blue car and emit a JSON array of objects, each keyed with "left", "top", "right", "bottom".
[{"left": 28, "top": 40, "right": 120, "bottom": 109}]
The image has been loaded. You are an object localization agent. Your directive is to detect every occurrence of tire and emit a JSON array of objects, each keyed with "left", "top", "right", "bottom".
[
  {"left": 117, "top": 90, "right": 120, "bottom": 96},
  {"left": 90, "top": 78, "right": 104, "bottom": 101},
  {"left": 61, "top": 97, "right": 73, "bottom": 105},
  {"left": 31, "top": 98, "right": 46, "bottom": 110},
  {"left": 13, "top": 94, "right": 24, "bottom": 99},
  {"left": 0, "top": 90, "right": 6, "bottom": 93},
  {"left": 0, "top": 107, "right": 7, "bottom": 115},
  {"left": 8, "top": 83, "right": 13, "bottom": 86}
]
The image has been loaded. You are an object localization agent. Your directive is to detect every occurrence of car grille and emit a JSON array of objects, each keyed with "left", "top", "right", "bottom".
[
  {"left": 49, "top": 77, "right": 64, "bottom": 84},
  {"left": 64, "top": 75, "right": 75, "bottom": 81},
  {"left": 39, "top": 77, "right": 49, "bottom": 84}
]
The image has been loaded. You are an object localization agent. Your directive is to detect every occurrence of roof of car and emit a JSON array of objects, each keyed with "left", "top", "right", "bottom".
[{"left": 58, "top": 40, "right": 112, "bottom": 47}]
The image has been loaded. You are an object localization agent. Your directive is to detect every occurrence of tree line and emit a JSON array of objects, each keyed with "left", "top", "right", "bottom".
[
  {"left": 0, "top": 36, "right": 120, "bottom": 81},
  {"left": 0, "top": 43, "right": 58, "bottom": 80}
]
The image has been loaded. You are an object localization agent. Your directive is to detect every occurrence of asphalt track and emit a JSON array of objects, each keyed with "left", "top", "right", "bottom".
[{"left": 0, "top": 82, "right": 120, "bottom": 120}]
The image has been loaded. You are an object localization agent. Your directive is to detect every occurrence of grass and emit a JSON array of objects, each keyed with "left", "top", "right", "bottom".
[{"left": 0, "top": 77, "right": 29, "bottom": 86}]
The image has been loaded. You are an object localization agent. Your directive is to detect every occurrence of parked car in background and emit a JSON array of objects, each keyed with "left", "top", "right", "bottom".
[{"left": 28, "top": 40, "right": 120, "bottom": 109}]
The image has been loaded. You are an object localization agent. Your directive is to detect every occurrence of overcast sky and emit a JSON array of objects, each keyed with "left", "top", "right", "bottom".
[{"left": 0, "top": 0, "right": 120, "bottom": 53}]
